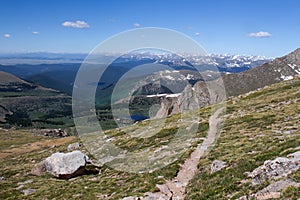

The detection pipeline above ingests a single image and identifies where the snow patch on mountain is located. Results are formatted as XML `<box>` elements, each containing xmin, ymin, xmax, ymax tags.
<box><xmin>186</xmin><ymin>74</ymin><xmax>194</xmax><ymax>80</ymax></box>
<box><xmin>164</xmin><ymin>75</ymin><xmax>175</xmax><ymax>80</ymax></box>
<box><xmin>288</xmin><ymin>63</ymin><xmax>300</xmax><ymax>74</ymax></box>
<box><xmin>280</xmin><ymin>75</ymin><xmax>294</xmax><ymax>81</ymax></box>
<box><xmin>146</xmin><ymin>93</ymin><xmax>181</xmax><ymax>98</ymax></box>
<box><xmin>119</xmin><ymin>52</ymin><xmax>271</xmax><ymax>71</ymax></box>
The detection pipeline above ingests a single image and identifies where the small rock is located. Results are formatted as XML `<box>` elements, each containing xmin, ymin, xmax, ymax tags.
<box><xmin>237</xmin><ymin>195</ymin><xmax>247</xmax><ymax>200</ymax></box>
<box><xmin>22</xmin><ymin>188</ymin><xmax>36</xmax><ymax>195</ymax></box>
<box><xmin>156</xmin><ymin>184</ymin><xmax>172</xmax><ymax>198</ymax></box>
<box><xmin>68</xmin><ymin>177</ymin><xmax>78</xmax><ymax>182</ymax></box>
<box><xmin>89</xmin><ymin>177</ymin><xmax>98</xmax><ymax>181</ymax></box>
<box><xmin>31</xmin><ymin>163</ymin><xmax>46</xmax><ymax>176</ymax></box>
<box><xmin>67</xmin><ymin>142</ymin><xmax>81</xmax><ymax>151</ymax></box>
<box><xmin>43</xmin><ymin>150</ymin><xmax>89</xmax><ymax>179</ymax></box>
<box><xmin>16</xmin><ymin>185</ymin><xmax>24</xmax><ymax>190</ymax></box>
<box><xmin>122</xmin><ymin>197</ymin><xmax>138</xmax><ymax>200</ymax></box>
<box><xmin>0</xmin><ymin>176</ymin><xmax>5</xmax><ymax>181</ymax></box>
<box><xmin>17</xmin><ymin>180</ymin><xmax>33</xmax><ymax>185</ymax></box>
<box><xmin>283</xmin><ymin>130</ymin><xmax>292</xmax><ymax>134</ymax></box>
<box><xmin>144</xmin><ymin>192</ymin><xmax>170</xmax><ymax>200</ymax></box>
<box><xmin>211</xmin><ymin>160</ymin><xmax>227</xmax><ymax>173</ymax></box>
<box><xmin>97</xmin><ymin>194</ymin><xmax>109</xmax><ymax>199</ymax></box>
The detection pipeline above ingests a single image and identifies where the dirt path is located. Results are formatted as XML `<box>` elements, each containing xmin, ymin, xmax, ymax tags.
<box><xmin>0</xmin><ymin>136</ymin><xmax>76</xmax><ymax>159</ymax></box>
<box><xmin>133</xmin><ymin>107</ymin><xmax>225</xmax><ymax>200</ymax></box>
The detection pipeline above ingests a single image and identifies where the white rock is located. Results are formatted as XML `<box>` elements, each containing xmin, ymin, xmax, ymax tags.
<box><xmin>43</xmin><ymin>150</ymin><xmax>89</xmax><ymax>179</ymax></box>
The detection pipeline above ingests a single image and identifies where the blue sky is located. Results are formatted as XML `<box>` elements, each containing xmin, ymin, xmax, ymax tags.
<box><xmin>1</xmin><ymin>0</ymin><xmax>299</xmax><ymax>57</ymax></box>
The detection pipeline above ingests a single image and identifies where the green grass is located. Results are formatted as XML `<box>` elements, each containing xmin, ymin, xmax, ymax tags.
<box><xmin>0</xmin><ymin>130</ymin><xmax>201</xmax><ymax>199</ymax></box>
<box><xmin>0</xmin><ymin>103</ymin><xmax>211</xmax><ymax>199</ymax></box>
<box><xmin>1</xmin><ymin>78</ymin><xmax>299</xmax><ymax>200</ymax></box>
<box><xmin>0</xmin><ymin>90</ymin><xmax>60</xmax><ymax>98</ymax></box>
<box><xmin>186</xmin><ymin>78</ymin><xmax>300</xmax><ymax>199</ymax></box>
<box><xmin>0</xmin><ymin>129</ymin><xmax>47</xmax><ymax>151</ymax></box>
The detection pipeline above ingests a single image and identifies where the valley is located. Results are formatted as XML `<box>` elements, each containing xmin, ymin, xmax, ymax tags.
<box><xmin>1</xmin><ymin>1</ymin><xmax>299</xmax><ymax>199</ymax></box>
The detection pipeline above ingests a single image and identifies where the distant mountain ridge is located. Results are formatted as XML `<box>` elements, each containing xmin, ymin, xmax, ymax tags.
<box><xmin>0</xmin><ymin>52</ymin><xmax>270</xmax><ymax>101</ymax></box>
<box><xmin>221</xmin><ymin>48</ymin><xmax>300</xmax><ymax>96</ymax></box>
<box><xmin>0</xmin><ymin>51</ymin><xmax>284</xmax><ymax>124</ymax></box>
<box><xmin>153</xmin><ymin>48</ymin><xmax>300</xmax><ymax>118</ymax></box>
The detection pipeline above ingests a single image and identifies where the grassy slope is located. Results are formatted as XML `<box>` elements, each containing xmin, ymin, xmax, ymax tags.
<box><xmin>0</xmin><ymin>78</ymin><xmax>299</xmax><ymax>199</ymax></box>
<box><xmin>0</xmin><ymin>107</ymin><xmax>211</xmax><ymax>199</ymax></box>
<box><xmin>186</xmin><ymin>77</ymin><xmax>300</xmax><ymax>199</ymax></box>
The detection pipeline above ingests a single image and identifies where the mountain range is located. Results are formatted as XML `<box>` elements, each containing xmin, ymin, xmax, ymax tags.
<box><xmin>0</xmin><ymin>52</ymin><xmax>270</xmax><ymax>95</ymax></box>
<box><xmin>0</xmin><ymin>49</ymin><xmax>298</xmax><ymax>128</ymax></box>
<box><xmin>113</xmin><ymin>49</ymin><xmax>300</xmax><ymax>118</ymax></box>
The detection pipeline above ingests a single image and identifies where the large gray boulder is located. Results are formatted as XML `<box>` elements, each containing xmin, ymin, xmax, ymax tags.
<box><xmin>43</xmin><ymin>150</ymin><xmax>89</xmax><ymax>179</ymax></box>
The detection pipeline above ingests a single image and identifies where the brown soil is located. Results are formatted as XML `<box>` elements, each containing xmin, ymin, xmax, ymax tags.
<box><xmin>0</xmin><ymin>136</ymin><xmax>76</xmax><ymax>159</ymax></box>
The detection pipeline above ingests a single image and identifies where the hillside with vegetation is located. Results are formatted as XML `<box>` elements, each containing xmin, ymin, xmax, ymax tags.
<box><xmin>0</xmin><ymin>71</ymin><xmax>73</xmax><ymax>129</ymax></box>
<box><xmin>0</xmin><ymin>75</ymin><xmax>299</xmax><ymax>199</ymax></box>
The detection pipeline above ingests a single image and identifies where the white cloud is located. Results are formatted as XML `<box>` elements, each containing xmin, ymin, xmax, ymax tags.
<box><xmin>62</xmin><ymin>20</ymin><xmax>90</xmax><ymax>28</ymax></box>
<box><xmin>195</xmin><ymin>32</ymin><xmax>200</xmax><ymax>36</ymax></box>
<box><xmin>248</xmin><ymin>31</ymin><xmax>272</xmax><ymax>38</ymax></box>
<box><xmin>3</xmin><ymin>34</ymin><xmax>11</xmax><ymax>38</ymax></box>
<box><xmin>133</xmin><ymin>23</ymin><xmax>141</xmax><ymax>28</ymax></box>
<box><xmin>32</xmin><ymin>31</ymin><xmax>40</xmax><ymax>35</ymax></box>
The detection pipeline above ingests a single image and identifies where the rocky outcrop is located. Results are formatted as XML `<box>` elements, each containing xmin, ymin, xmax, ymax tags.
<box><xmin>155</xmin><ymin>80</ymin><xmax>226</xmax><ymax>118</ymax></box>
<box><xmin>22</xmin><ymin>188</ymin><xmax>36</xmax><ymax>196</ymax></box>
<box><xmin>154</xmin><ymin>95</ymin><xmax>181</xmax><ymax>117</ymax></box>
<box><xmin>237</xmin><ymin>151</ymin><xmax>300</xmax><ymax>200</ymax></box>
<box><xmin>238</xmin><ymin>179</ymin><xmax>300</xmax><ymax>200</ymax></box>
<box><xmin>254</xmin><ymin>179</ymin><xmax>299</xmax><ymax>199</ymax></box>
<box><xmin>220</xmin><ymin>48</ymin><xmax>300</xmax><ymax>97</ymax></box>
<box><xmin>247</xmin><ymin>151</ymin><xmax>300</xmax><ymax>185</ymax></box>
<box><xmin>43</xmin><ymin>150</ymin><xmax>89</xmax><ymax>179</ymax></box>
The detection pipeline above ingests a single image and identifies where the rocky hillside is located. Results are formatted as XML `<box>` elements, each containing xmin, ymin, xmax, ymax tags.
<box><xmin>221</xmin><ymin>48</ymin><xmax>300</xmax><ymax>96</ymax></box>
<box><xmin>155</xmin><ymin>49</ymin><xmax>300</xmax><ymax>118</ymax></box>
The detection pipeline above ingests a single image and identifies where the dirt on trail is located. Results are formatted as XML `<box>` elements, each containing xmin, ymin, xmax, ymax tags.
<box><xmin>0</xmin><ymin>136</ymin><xmax>76</xmax><ymax>159</ymax></box>
<box><xmin>127</xmin><ymin>107</ymin><xmax>225</xmax><ymax>200</ymax></box>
